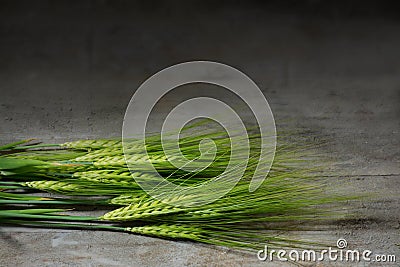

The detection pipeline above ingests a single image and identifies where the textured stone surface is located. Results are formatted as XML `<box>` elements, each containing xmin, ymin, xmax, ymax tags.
<box><xmin>0</xmin><ymin>1</ymin><xmax>399</xmax><ymax>266</ymax></box>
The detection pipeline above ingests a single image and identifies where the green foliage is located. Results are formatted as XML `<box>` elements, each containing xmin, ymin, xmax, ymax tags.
<box><xmin>0</xmin><ymin>126</ymin><xmax>357</xmax><ymax>251</ymax></box>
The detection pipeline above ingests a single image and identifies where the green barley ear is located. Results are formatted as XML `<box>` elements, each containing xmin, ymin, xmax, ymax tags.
<box><xmin>62</xmin><ymin>139</ymin><xmax>122</xmax><ymax>150</ymax></box>
<box><xmin>22</xmin><ymin>180</ymin><xmax>137</xmax><ymax>196</ymax></box>
<box><xmin>125</xmin><ymin>224</ymin><xmax>204</xmax><ymax>241</ymax></box>
<box><xmin>23</xmin><ymin>181</ymin><xmax>83</xmax><ymax>193</ymax></box>
<box><xmin>101</xmin><ymin>199</ymin><xmax>186</xmax><ymax>221</ymax></box>
<box><xmin>109</xmin><ymin>194</ymin><xmax>148</xmax><ymax>205</ymax></box>
<box><xmin>72</xmin><ymin>170</ymin><xmax>139</xmax><ymax>187</ymax></box>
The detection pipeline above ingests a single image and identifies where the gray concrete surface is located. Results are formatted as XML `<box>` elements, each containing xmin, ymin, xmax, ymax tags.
<box><xmin>0</xmin><ymin>1</ymin><xmax>399</xmax><ymax>266</ymax></box>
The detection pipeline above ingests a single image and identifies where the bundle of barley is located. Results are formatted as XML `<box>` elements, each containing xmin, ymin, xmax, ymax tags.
<box><xmin>0</xmin><ymin>124</ymin><xmax>356</xmax><ymax>251</ymax></box>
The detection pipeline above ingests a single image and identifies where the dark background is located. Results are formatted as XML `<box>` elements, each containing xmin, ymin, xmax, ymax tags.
<box><xmin>1</xmin><ymin>0</ymin><xmax>399</xmax><ymax>141</ymax></box>
<box><xmin>0</xmin><ymin>1</ymin><xmax>399</xmax><ymax>266</ymax></box>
